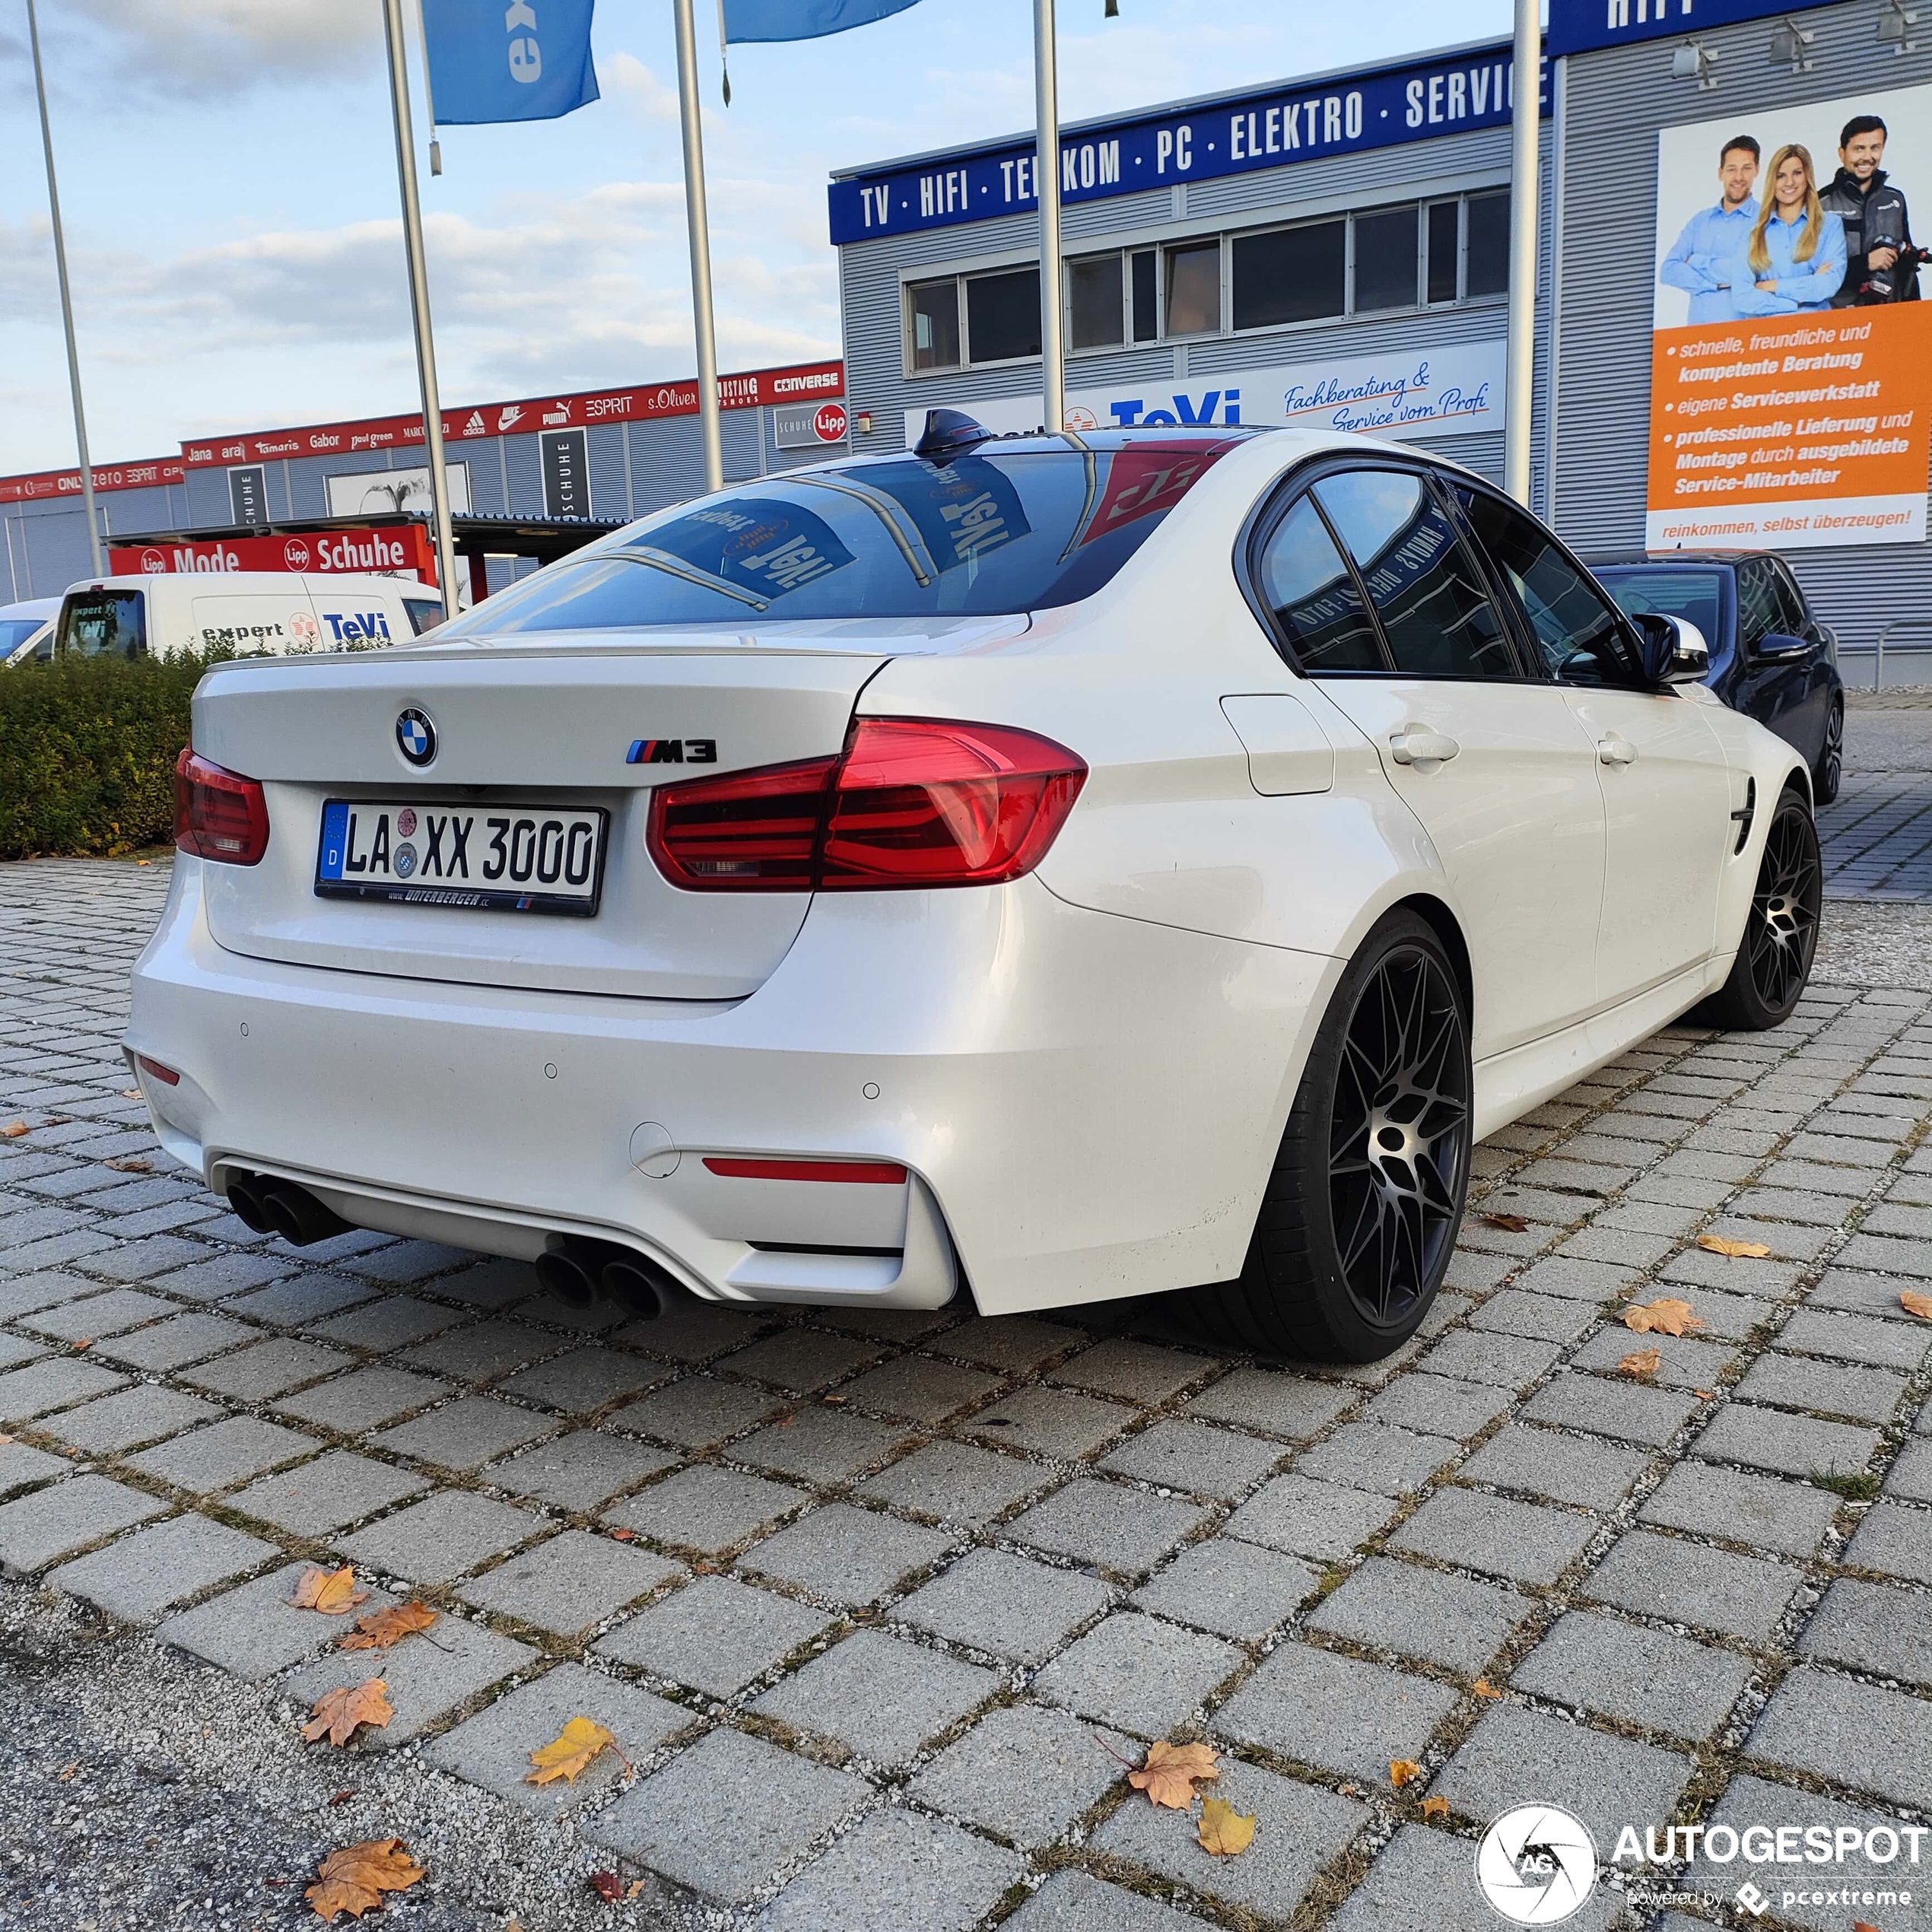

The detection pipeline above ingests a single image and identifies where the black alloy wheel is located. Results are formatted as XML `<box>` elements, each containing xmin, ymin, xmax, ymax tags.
<box><xmin>1328</xmin><ymin>945</ymin><xmax>1470</xmax><ymax>1325</ymax></box>
<box><xmin>1187</xmin><ymin>910</ymin><xmax>1473</xmax><ymax>1362</ymax></box>
<box><xmin>1813</xmin><ymin>700</ymin><xmax>1842</xmax><ymax>806</ymax></box>
<box><xmin>1698</xmin><ymin>790</ymin><xmax>1822</xmax><ymax>1031</ymax></box>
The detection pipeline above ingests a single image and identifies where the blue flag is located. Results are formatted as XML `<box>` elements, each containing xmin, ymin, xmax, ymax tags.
<box><xmin>723</xmin><ymin>0</ymin><xmax>922</xmax><ymax>43</ymax></box>
<box><xmin>421</xmin><ymin>0</ymin><xmax>599</xmax><ymax>125</ymax></box>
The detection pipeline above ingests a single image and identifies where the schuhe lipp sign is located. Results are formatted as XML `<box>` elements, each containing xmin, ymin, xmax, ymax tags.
<box><xmin>107</xmin><ymin>526</ymin><xmax>436</xmax><ymax>580</ymax></box>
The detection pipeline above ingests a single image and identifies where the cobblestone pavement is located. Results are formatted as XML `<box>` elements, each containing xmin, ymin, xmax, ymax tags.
<box><xmin>2</xmin><ymin>859</ymin><xmax>1931</xmax><ymax>1932</ymax></box>
<box><xmin>1822</xmin><ymin>691</ymin><xmax>1932</xmax><ymax>901</ymax></box>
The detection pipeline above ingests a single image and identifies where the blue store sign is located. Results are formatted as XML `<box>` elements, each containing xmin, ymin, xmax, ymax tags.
<box><xmin>828</xmin><ymin>41</ymin><xmax>1549</xmax><ymax>246</ymax></box>
<box><xmin>1547</xmin><ymin>0</ymin><xmax>1844</xmax><ymax>58</ymax></box>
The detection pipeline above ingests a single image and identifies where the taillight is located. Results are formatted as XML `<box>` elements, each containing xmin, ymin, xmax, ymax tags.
<box><xmin>648</xmin><ymin>719</ymin><xmax>1085</xmax><ymax>893</ymax></box>
<box><xmin>174</xmin><ymin>748</ymin><xmax>270</xmax><ymax>865</ymax></box>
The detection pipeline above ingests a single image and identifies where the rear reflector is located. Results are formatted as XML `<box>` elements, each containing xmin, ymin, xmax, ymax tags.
<box><xmin>702</xmin><ymin>1157</ymin><xmax>908</xmax><ymax>1185</ymax></box>
<box><xmin>174</xmin><ymin>748</ymin><xmax>270</xmax><ymax>865</ymax></box>
<box><xmin>649</xmin><ymin>718</ymin><xmax>1085</xmax><ymax>893</ymax></box>
<box><xmin>136</xmin><ymin>1055</ymin><xmax>180</xmax><ymax>1086</ymax></box>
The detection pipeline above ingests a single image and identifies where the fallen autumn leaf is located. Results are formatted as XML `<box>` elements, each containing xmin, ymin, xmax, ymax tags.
<box><xmin>302</xmin><ymin>1679</ymin><xmax>393</xmax><ymax>1749</ymax></box>
<box><xmin>338</xmin><ymin>1603</ymin><xmax>437</xmax><ymax>1652</ymax></box>
<box><xmin>1901</xmin><ymin>1290</ymin><xmax>1932</xmax><ymax>1322</ymax></box>
<box><xmin>304</xmin><ymin>1838</ymin><xmax>424</xmax><ymax>1923</ymax></box>
<box><xmin>527</xmin><ymin>1717</ymin><xmax>624</xmax><ymax>1785</ymax></box>
<box><xmin>1196</xmin><ymin>1796</ymin><xmax>1256</xmax><ymax>1857</ymax></box>
<box><xmin>291</xmin><ymin>1566</ymin><xmax>368</xmax><ymax>1615</ymax></box>
<box><xmin>1481</xmin><ymin>1212</ymin><xmax>1530</xmax><ymax>1232</ymax></box>
<box><xmin>1130</xmin><ymin>1740</ymin><xmax>1219</xmax><ymax>1810</ymax></box>
<box><xmin>1696</xmin><ymin>1233</ymin><xmax>1772</xmax><ymax>1259</ymax></box>
<box><xmin>1623</xmin><ymin>1298</ymin><xmax>1706</xmax><ymax>1337</ymax></box>
<box><xmin>1</xmin><ymin>1122</ymin><xmax>27</xmax><ymax>1139</ymax></box>
<box><xmin>103</xmin><ymin>1156</ymin><xmax>152</xmax><ymax>1173</ymax></box>
<box><xmin>1618</xmin><ymin>1348</ymin><xmax>1663</xmax><ymax>1378</ymax></box>
<box><xmin>1389</xmin><ymin>1759</ymin><xmax>1423</xmax><ymax>1788</ymax></box>
<box><xmin>1471</xmin><ymin>1679</ymin><xmax>1501</xmax><ymax>1699</ymax></box>
<box><xmin>1422</xmin><ymin>1794</ymin><xmax>1450</xmax><ymax>1820</ymax></box>
<box><xmin>588</xmin><ymin>1870</ymin><xmax>623</xmax><ymax>1902</ymax></box>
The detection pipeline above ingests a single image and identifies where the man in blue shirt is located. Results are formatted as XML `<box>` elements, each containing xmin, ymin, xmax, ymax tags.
<box><xmin>1660</xmin><ymin>135</ymin><xmax>1761</xmax><ymax>323</ymax></box>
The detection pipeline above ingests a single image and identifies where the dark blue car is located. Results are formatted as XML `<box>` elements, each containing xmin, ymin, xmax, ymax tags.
<box><xmin>1587</xmin><ymin>551</ymin><xmax>1844</xmax><ymax>804</ymax></box>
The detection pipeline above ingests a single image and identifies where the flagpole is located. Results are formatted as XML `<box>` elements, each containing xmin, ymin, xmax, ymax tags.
<box><xmin>380</xmin><ymin>0</ymin><xmax>459</xmax><ymax>602</ymax></box>
<box><xmin>25</xmin><ymin>0</ymin><xmax>102</xmax><ymax>580</ymax></box>
<box><xmin>1034</xmin><ymin>0</ymin><xmax>1065</xmax><ymax>434</ymax></box>
<box><xmin>1502</xmin><ymin>0</ymin><xmax>1539</xmax><ymax>507</ymax></box>
<box><xmin>673</xmin><ymin>0</ymin><xmax>725</xmax><ymax>493</ymax></box>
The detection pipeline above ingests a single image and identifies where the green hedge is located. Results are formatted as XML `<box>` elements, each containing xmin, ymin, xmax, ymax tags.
<box><xmin>0</xmin><ymin>653</ymin><xmax>214</xmax><ymax>859</ymax></box>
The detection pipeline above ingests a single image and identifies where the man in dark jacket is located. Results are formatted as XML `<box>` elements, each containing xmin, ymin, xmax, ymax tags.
<box><xmin>1820</xmin><ymin>114</ymin><xmax>1918</xmax><ymax>303</ymax></box>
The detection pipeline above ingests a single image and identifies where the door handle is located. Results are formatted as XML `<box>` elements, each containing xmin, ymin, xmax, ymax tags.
<box><xmin>1598</xmin><ymin>736</ymin><xmax>1638</xmax><ymax>766</ymax></box>
<box><xmin>1389</xmin><ymin>728</ymin><xmax>1460</xmax><ymax>767</ymax></box>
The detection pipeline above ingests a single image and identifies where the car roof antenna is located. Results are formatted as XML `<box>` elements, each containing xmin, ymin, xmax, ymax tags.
<box><xmin>914</xmin><ymin>408</ymin><xmax>995</xmax><ymax>462</ymax></box>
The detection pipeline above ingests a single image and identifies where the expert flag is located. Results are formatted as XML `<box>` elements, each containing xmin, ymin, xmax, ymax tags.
<box><xmin>722</xmin><ymin>0</ymin><xmax>922</xmax><ymax>43</ymax></box>
<box><xmin>422</xmin><ymin>0</ymin><xmax>599</xmax><ymax>124</ymax></box>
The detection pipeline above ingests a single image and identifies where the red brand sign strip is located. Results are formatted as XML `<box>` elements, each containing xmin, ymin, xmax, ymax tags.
<box><xmin>0</xmin><ymin>459</ymin><xmax>186</xmax><ymax>504</ymax></box>
<box><xmin>175</xmin><ymin>360</ymin><xmax>846</xmax><ymax>468</ymax></box>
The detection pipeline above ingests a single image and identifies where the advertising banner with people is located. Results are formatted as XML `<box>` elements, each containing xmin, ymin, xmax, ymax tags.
<box><xmin>1648</xmin><ymin>82</ymin><xmax>1932</xmax><ymax>551</ymax></box>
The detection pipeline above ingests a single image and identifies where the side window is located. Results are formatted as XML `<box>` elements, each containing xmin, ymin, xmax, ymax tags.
<box><xmin>1768</xmin><ymin>561</ymin><xmax>1812</xmax><ymax>639</ymax></box>
<box><xmin>1735</xmin><ymin>561</ymin><xmax>1781</xmax><ymax>652</ymax></box>
<box><xmin>1313</xmin><ymin>470</ymin><xmax>1517</xmax><ymax>679</ymax></box>
<box><xmin>1455</xmin><ymin>486</ymin><xmax>1631</xmax><ymax>685</ymax></box>
<box><xmin>1254</xmin><ymin>495</ymin><xmax>1386</xmax><ymax>673</ymax></box>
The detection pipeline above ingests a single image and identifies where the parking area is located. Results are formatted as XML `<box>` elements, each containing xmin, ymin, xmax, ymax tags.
<box><xmin>1</xmin><ymin>705</ymin><xmax>1930</xmax><ymax>1931</ymax></box>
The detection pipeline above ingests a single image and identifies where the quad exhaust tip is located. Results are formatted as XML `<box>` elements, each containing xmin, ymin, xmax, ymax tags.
<box><xmin>224</xmin><ymin>1170</ymin><xmax>353</xmax><ymax>1247</ymax></box>
<box><xmin>537</xmin><ymin>1236</ymin><xmax>680</xmax><ymax>1320</ymax></box>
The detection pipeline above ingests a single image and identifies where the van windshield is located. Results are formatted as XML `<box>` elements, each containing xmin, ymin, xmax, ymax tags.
<box><xmin>449</xmin><ymin>432</ymin><xmax>1254</xmax><ymax>637</ymax></box>
<box><xmin>57</xmin><ymin>591</ymin><xmax>147</xmax><ymax>659</ymax></box>
<box><xmin>0</xmin><ymin>618</ymin><xmax>46</xmax><ymax>658</ymax></box>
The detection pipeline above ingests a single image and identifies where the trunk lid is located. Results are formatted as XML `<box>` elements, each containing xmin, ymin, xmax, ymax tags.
<box><xmin>192</xmin><ymin>622</ymin><xmax>1013</xmax><ymax>999</ymax></box>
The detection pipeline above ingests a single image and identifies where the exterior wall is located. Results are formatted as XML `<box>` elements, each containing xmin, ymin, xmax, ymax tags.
<box><xmin>837</xmin><ymin>119</ymin><xmax>1555</xmax><ymax>510</ymax></box>
<box><xmin>1</xmin><ymin>402</ymin><xmax>832</xmax><ymax>602</ymax></box>
<box><xmin>1551</xmin><ymin>0</ymin><xmax>1932</xmax><ymax>651</ymax></box>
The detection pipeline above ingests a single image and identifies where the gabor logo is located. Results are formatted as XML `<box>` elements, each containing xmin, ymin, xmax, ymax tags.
<box><xmin>1476</xmin><ymin>1806</ymin><xmax>1599</xmax><ymax>1924</ymax></box>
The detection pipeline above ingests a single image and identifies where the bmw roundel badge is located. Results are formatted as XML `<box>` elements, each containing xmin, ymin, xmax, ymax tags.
<box><xmin>396</xmin><ymin>708</ymin><xmax>436</xmax><ymax>766</ymax></box>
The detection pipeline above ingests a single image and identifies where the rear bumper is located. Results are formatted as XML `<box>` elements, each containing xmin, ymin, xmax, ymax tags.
<box><xmin>127</xmin><ymin>860</ymin><xmax>1337</xmax><ymax>1315</ymax></box>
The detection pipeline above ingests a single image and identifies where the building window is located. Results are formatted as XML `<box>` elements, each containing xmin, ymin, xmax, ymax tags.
<box><xmin>903</xmin><ymin>186</ymin><xmax>1509</xmax><ymax>373</ymax></box>
<box><xmin>1465</xmin><ymin>189</ymin><xmax>1511</xmax><ymax>297</ymax></box>
<box><xmin>1165</xmin><ymin>240</ymin><xmax>1222</xmax><ymax>336</ymax></box>
<box><xmin>1233</xmin><ymin>220</ymin><xmax>1345</xmax><ymax>329</ymax></box>
<box><xmin>1352</xmin><ymin>205</ymin><xmax>1419</xmax><ymax>314</ymax></box>
<box><xmin>909</xmin><ymin>278</ymin><xmax>961</xmax><ymax>370</ymax></box>
<box><xmin>1069</xmin><ymin>254</ymin><xmax>1125</xmax><ymax>351</ymax></box>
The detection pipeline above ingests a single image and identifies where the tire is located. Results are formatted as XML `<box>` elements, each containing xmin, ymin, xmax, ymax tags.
<box><xmin>1813</xmin><ymin>699</ymin><xmax>1842</xmax><ymax>806</ymax></box>
<box><xmin>1187</xmin><ymin>910</ymin><xmax>1473</xmax><ymax>1362</ymax></box>
<box><xmin>1697</xmin><ymin>790</ymin><xmax>1822</xmax><ymax>1031</ymax></box>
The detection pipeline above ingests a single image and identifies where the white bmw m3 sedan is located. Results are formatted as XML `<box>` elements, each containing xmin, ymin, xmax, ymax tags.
<box><xmin>126</xmin><ymin>417</ymin><xmax>1821</xmax><ymax>1361</ymax></box>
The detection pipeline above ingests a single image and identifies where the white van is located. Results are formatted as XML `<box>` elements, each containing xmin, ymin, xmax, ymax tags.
<box><xmin>44</xmin><ymin>574</ymin><xmax>445</xmax><ymax>663</ymax></box>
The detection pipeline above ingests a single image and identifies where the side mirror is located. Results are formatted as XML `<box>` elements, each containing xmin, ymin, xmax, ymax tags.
<box><xmin>1630</xmin><ymin>612</ymin><xmax>1710</xmax><ymax>686</ymax></box>
<box><xmin>1753</xmin><ymin>631</ymin><xmax>1810</xmax><ymax>662</ymax></box>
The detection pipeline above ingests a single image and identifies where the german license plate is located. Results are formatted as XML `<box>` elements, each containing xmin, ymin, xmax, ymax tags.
<box><xmin>315</xmin><ymin>801</ymin><xmax>607</xmax><ymax>916</ymax></box>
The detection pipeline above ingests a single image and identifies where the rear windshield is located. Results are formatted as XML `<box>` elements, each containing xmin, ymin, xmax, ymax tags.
<box><xmin>57</xmin><ymin>590</ymin><xmax>147</xmax><ymax>659</ymax></box>
<box><xmin>451</xmin><ymin>437</ymin><xmax>1247</xmax><ymax>636</ymax></box>
<box><xmin>402</xmin><ymin>597</ymin><xmax>444</xmax><ymax>636</ymax></box>
<box><xmin>0</xmin><ymin>618</ymin><xmax>46</xmax><ymax>658</ymax></box>
<box><xmin>1596</xmin><ymin>569</ymin><xmax>1724</xmax><ymax>650</ymax></box>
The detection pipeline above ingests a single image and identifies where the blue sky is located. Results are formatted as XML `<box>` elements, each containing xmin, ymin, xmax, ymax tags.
<box><xmin>2</xmin><ymin>0</ymin><xmax>1512</xmax><ymax>472</ymax></box>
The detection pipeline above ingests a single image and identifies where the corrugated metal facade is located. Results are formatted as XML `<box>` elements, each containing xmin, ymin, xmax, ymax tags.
<box><xmin>837</xmin><ymin>113</ymin><xmax>1552</xmax><ymax>506</ymax></box>
<box><xmin>1552</xmin><ymin>1</ymin><xmax>1930</xmax><ymax>650</ymax></box>
<box><xmin>2</xmin><ymin>397</ymin><xmax>839</xmax><ymax>603</ymax></box>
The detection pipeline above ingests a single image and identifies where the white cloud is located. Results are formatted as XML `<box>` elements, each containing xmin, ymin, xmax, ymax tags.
<box><xmin>51</xmin><ymin>0</ymin><xmax>382</xmax><ymax>95</ymax></box>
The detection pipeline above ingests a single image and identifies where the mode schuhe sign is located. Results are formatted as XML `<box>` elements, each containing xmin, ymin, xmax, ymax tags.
<box><xmin>830</xmin><ymin>44</ymin><xmax>1549</xmax><ymax>245</ymax></box>
<box><xmin>106</xmin><ymin>527</ymin><xmax>437</xmax><ymax>579</ymax></box>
